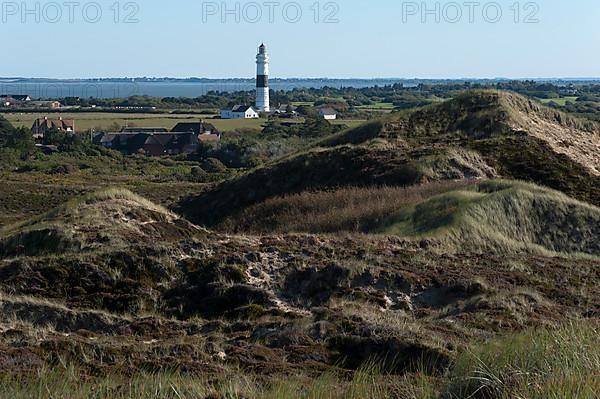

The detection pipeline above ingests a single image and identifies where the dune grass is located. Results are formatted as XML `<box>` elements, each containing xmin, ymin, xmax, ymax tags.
<box><xmin>218</xmin><ymin>180</ymin><xmax>472</xmax><ymax>234</ymax></box>
<box><xmin>382</xmin><ymin>189</ymin><xmax>486</xmax><ymax>236</ymax></box>
<box><xmin>1</xmin><ymin>322</ymin><xmax>596</xmax><ymax>399</ymax></box>
<box><xmin>0</xmin><ymin>360</ymin><xmax>437</xmax><ymax>399</ymax></box>
<box><xmin>446</xmin><ymin>321</ymin><xmax>600</xmax><ymax>399</ymax></box>
<box><xmin>382</xmin><ymin>180</ymin><xmax>600</xmax><ymax>256</ymax></box>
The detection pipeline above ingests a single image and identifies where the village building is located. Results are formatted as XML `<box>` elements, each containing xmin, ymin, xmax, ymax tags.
<box><xmin>163</xmin><ymin>133</ymin><xmax>201</xmax><ymax>154</ymax></box>
<box><xmin>31</xmin><ymin>101</ymin><xmax>62</xmax><ymax>109</ymax></box>
<box><xmin>273</xmin><ymin>104</ymin><xmax>299</xmax><ymax>118</ymax></box>
<box><xmin>220</xmin><ymin>105</ymin><xmax>260</xmax><ymax>119</ymax></box>
<box><xmin>0</xmin><ymin>94</ymin><xmax>32</xmax><ymax>107</ymax></box>
<box><xmin>0</xmin><ymin>97</ymin><xmax>62</xmax><ymax>109</ymax></box>
<box><xmin>1</xmin><ymin>94</ymin><xmax>31</xmax><ymax>102</ymax></box>
<box><xmin>94</xmin><ymin>120</ymin><xmax>222</xmax><ymax>156</ymax></box>
<box><xmin>171</xmin><ymin>122</ymin><xmax>221</xmax><ymax>142</ymax></box>
<box><xmin>31</xmin><ymin>117</ymin><xmax>75</xmax><ymax>139</ymax></box>
<box><xmin>197</xmin><ymin>131</ymin><xmax>222</xmax><ymax>142</ymax></box>
<box><xmin>97</xmin><ymin>133</ymin><xmax>140</xmax><ymax>153</ymax></box>
<box><xmin>319</xmin><ymin>108</ymin><xmax>337</xmax><ymax>120</ymax></box>
<box><xmin>171</xmin><ymin>121</ymin><xmax>218</xmax><ymax>135</ymax></box>
<box><xmin>8</xmin><ymin>94</ymin><xmax>32</xmax><ymax>102</ymax></box>
<box><xmin>95</xmin><ymin>132</ymin><xmax>200</xmax><ymax>156</ymax></box>
<box><xmin>120</xmin><ymin>127</ymin><xmax>169</xmax><ymax>133</ymax></box>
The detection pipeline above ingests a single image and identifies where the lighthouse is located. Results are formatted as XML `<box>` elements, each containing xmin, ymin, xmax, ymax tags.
<box><xmin>255</xmin><ymin>43</ymin><xmax>270</xmax><ymax>112</ymax></box>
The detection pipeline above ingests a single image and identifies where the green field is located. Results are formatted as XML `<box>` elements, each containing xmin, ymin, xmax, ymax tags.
<box><xmin>211</xmin><ymin>118</ymin><xmax>267</xmax><ymax>131</ymax></box>
<box><xmin>3</xmin><ymin>112</ymin><xmax>209</xmax><ymax>131</ymax></box>
<box><xmin>2</xmin><ymin>112</ymin><xmax>364</xmax><ymax>133</ymax></box>
<box><xmin>356</xmin><ymin>102</ymin><xmax>395</xmax><ymax>110</ymax></box>
<box><xmin>1</xmin><ymin>112</ymin><xmax>268</xmax><ymax>132</ymax></box>
<box><xmin>537</xmin><ymin>96</ymin><xmax>579</xmax><ymax>106</ymax></box>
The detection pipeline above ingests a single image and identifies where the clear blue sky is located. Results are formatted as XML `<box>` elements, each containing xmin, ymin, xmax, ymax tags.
<box><xmin>1</xmin><ymin>0</ymin><xmax>599</xmax><ymax>78</ymax></box>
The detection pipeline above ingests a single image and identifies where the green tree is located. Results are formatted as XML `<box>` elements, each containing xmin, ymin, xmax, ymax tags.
<box><xmin>0</xmin><ymin>116</ymin><xmax>35</xmax><ymax>161</ymax></box>
<box><xmin>43</xmin><ymin>128</ymin><xmax>82</xmax><ymax>152</ymax></box>
<box><xmin>298</xmin><ymin>116</ymin><xmax>335</xmax><ymax>138</ymax></box>
<box><xmin>7</xmin><ymin>128</ymin><xmax>35</xmax><ymax>154</ymax></box>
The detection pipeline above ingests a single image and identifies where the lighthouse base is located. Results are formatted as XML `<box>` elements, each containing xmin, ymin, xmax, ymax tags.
<box><xmin>256</xmin><ymin>87</ymin><xmax>270</xmax><ymax>112</ymax></box>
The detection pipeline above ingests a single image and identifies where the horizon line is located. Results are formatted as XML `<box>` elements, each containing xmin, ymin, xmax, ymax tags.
<box><xmin>2</xmin><ymin>76</ymin><xmax>600</xmax><ymax>81</ymax></box>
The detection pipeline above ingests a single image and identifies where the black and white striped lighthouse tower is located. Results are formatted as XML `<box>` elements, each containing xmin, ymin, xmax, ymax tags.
<box><xmin>255</xmin><ymin>43</ymin><xmax>270</xmax><ymax>112</ymax></box>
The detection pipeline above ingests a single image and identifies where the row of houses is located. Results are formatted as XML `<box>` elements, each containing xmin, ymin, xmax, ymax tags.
<box><xmin>28</xmin><ymin>117</ymin><xmax>220</xmax><ymax>157</ymax></box>
<box><xmin>96</xmin><ymin>132</ymin><xmax>200</xmax><ymax>156</ymax></box>
<box><xmin>1</xmin><ymin>94</ymin><xmax>31</xmax><ymax>106</ymax></box>
<box><xmin>93</xmin><ymin>121</ymin><xmax>221</xmax><ymax>156</ymax></box>
<box><xmin>220</xmin><ymin>104</ymin><xmax>337</xmax><ymax>120</ymax></box>
<box><xmin>1</xmin><ymin>95</ymin><xmax>62</xmax><ymax>108</ymax></box>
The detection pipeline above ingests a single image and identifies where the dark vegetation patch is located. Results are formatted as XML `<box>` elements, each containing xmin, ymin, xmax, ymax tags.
<box><xmin>0</xmin><ymin>246</ymin><xmax>175</xmax><ymax>314</ymax></box>
<box><xmin>328</xmin><ymin>335</ymin><xmax>451</xmax><ymax>374</ymax></box>
<box><xmin>0</xmin><ymin>228</ymin><xmax>79</xmax><ymax>258</ymax></box>
<box><xmin>163</xmin><ymin>258</ymin><xmax>275</xmax><ymax>319</ymax></box>
<box><xmin>283</xmin><ymin>264</ymin><xmax>351</xmax><ymax>306</ymax></box>
<box><xmin>0</xmin><ymin>229</ymin><xmax>597</xmax><ymax>391</ymax></box>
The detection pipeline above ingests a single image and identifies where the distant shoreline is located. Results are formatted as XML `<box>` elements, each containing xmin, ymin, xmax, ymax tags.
<box><xmin>2</xmin><ymin>77</ymin><xmax>600</xmax><ymax>84</ymax></box>
<box><xmin>2</xmin><ymin>77</ymin><xmax>600</xmax><ymax>99</ymax></box>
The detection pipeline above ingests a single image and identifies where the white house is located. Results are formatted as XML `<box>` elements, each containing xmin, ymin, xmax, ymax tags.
<box><xmin>319</xmin><ymin>108</ymin><xmax>337</xmax><ymax>120</ymax></box>
<box><xmin>221</xmin><ymin>105</ymin><xmax>260</xmax><ymax>119</ymax></box>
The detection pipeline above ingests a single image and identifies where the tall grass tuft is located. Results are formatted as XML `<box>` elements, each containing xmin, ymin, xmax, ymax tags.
<box><xmin>219</xmin><ymin>180</ymin><xmax>472</xmax><ymax>234</ymax></box>
<box><xmin>445</xmin><ymin>321</ymin><xmax>600</xmax><ymax>399</ymax></box>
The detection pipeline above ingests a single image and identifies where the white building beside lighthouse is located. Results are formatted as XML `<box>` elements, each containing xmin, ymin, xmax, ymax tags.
<box><xmin>255</xmin><ymin>43</ymin><xmax>270</xmax><ymax>112</ymax></box>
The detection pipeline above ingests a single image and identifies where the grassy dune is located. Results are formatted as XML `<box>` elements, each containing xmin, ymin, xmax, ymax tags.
<box><xmin>1</xmin><ymin>188</ymin><xmax>172</xmax><ymax>237</ymax></box>
<box><xmin>381</xmin><ymin>180</ymin><xmax>600</xmax><ymax>255</ymax></box>
<box><xmin>0</xmin><ymin>188</ymin><xmax>201</xmax><ymax>257</ymax></box>
<box><xmin>180</xmin><ymin>91</ymin><xmax>600</xmax><ymax>227</ymax></box>
<box><xmin>219</xmin><ymin>180</ymin><xmax>600</xmax><ymax>257</ymax></box>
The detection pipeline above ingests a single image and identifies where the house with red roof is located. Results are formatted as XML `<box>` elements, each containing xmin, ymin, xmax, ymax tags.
<box><xmin>31</xmin><ymin>117</ymin><xmax>75</xmax><ymax>139</ymax></box>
